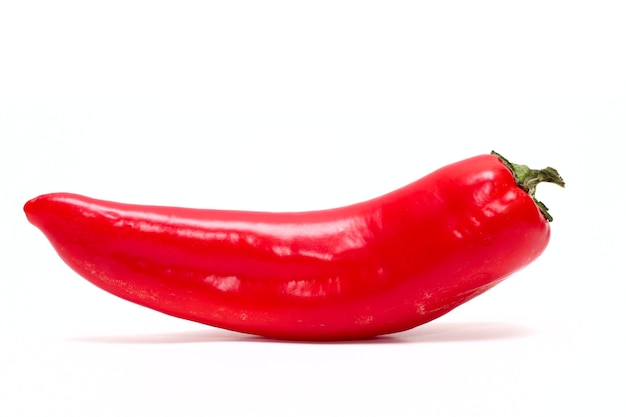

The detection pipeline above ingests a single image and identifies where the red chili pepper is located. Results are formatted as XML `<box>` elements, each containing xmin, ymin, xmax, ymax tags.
<box><xmin>24</xmin><ymin>152</ymin><xmax>564</xmax><ymax>340</ymax></box>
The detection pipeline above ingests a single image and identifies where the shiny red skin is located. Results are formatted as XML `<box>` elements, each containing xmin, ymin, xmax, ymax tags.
<box><xmin>24</xmin><ymin>154</ymin><xmax>550</xmax><ymax>340</ymax></box>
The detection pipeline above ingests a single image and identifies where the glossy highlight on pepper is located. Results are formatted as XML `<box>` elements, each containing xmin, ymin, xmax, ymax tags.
<box><xmin>24</xmin><ymin>152</ymin><xmax>564</xmax><ymax>340</ymax></box>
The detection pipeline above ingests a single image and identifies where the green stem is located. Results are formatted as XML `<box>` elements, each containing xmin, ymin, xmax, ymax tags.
<box><xmin>491</xmin><ymin>151</ymin><xmax>565</xmax><ymax>222</ymax></box>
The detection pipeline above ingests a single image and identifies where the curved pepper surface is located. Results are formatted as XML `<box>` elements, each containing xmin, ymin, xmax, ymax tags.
<box><xmin>24</xmin><ymin>152</ymin><xmax>564</xmax><ymax>340</ymax></box>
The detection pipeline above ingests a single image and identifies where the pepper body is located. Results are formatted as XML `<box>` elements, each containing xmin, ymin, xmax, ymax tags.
<box><xmin>24</xmin><ymin>154</ymin><xmax>552</xmax><ymax>340</ymax></box>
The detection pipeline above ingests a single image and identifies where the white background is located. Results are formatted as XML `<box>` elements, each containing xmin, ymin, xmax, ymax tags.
<box><xmin>1</xmin><ymin>1</ymin><xmax>624</xmax><ymax>416</ymax></box>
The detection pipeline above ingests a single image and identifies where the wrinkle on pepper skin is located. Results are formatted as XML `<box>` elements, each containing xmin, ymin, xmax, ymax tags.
<box><xmin>483</xmin><ymin>189</ymin><xmax>520</xmax><ymax>218</ymax></box>
<box><xmin>282</xmin><ymin>275</ymin><xmax>343</xmax><ymax>298</ymax></box>
<box><xmin>204</xmin><ymin>275</ymin><xmax>241</xmax><ymax>293</ymax></box>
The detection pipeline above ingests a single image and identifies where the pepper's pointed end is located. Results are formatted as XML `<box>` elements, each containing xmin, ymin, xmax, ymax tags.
<box><xmin>24</xmin><ymin>194</ymin><xmax>45</xmax><ymax>228</ymax></box>
<box><xmin>24</xmin><ymin>193</ymin><xmax>76</xmax><ymax>230</ymax></box>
